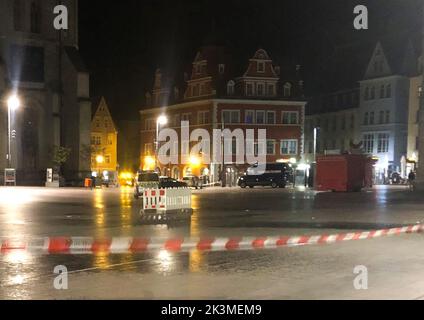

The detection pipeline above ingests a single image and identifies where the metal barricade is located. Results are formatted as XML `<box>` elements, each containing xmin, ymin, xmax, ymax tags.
<box><xmin>140</xmin><ymin>188</ymin><xmax>192</xmax><ymax>223</ymax></box>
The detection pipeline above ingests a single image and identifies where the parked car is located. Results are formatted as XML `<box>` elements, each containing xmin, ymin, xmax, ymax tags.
<box><xmin>182</xmin><ymin>176</ymin><xmax>202</xmax><ymax>189</ymax></box>
<box><xmin>134</xmin><ymin>171</ymin><xmax>160</xmax><ymax>199</ymax></box>
<box><xmin>134</xmin><ymin>172</ymin><xmax>188</xmax><ymax>199</ymax></box>
<box><xmin>159</xmin><ymin>177</ymin><xmax>188</xmax><ymax>188</ymax></box>
<box><xmin>238</xmin><ymin>163</ymin><xmax>292</xmax><ymax>189</ymax></box>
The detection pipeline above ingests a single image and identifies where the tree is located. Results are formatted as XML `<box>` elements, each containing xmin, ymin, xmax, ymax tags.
<box><xmin>51</xmin><ymin>145</ymin><xmax>71</xmax><ymax>172</ymax></box>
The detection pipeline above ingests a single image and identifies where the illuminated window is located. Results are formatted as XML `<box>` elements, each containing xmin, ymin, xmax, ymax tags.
<box><xmin>267</xmin><ymin>140</ymin><xmax>276</xmax><ymax>155</ymax></box>
<box><xmin>282</xmin><ymin>111</ymin><xmax>298</xmax><ymax>125</ymax></box>
<box><xmin>377</xmin><ymin>133</ymin><xmax>389</xmax><ymax>153</ymax></box>
<box><xmin>363</xmin><ymin>134</ymin><xmax>374</xmax><ymax>154</ymax></box>
<box><xmin>280</xmin><ymin>140</ymin><xmax>298</xmax><ymax>155</ymax></box>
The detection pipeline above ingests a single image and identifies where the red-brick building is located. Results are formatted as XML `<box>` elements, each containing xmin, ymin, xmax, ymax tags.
<box><xmin>140</xmin><ymin>47</ymin><xmax>306</xmax><ymax>185</ymax></box>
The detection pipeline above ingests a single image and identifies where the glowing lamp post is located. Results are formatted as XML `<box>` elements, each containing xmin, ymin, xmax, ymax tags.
<box><xmin>155</xmin><ymin>115</ymin><xmax>168</xmax><ymax>172</ymax></box>
<box><xmin>6</xmin><ymin>94</ymin><xmax>20</xmax><ymax>168</ymax></box>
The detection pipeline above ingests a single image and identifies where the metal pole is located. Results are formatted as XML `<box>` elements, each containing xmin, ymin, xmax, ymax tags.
<box><xmin>7</xmin><ymin>104</ymin><xmax>11</xmax><ymax>168</ymax></box>
<box><xmin>313</xmin><ymin>127</ymin><xmax>317</xmax><ymax>162</ymax></box>
<box><xmin>155</xmin><ymin>121</ymin><xmax>159</xmax><ymax>172</ymax></box>
<box><xmin>221</xmin><ymin>120</ymin><xmax>225</xmax><ymax>187</ymax></box>
<box><xmin>313</xmin><ymin>127</ymin><xmax>319</xmax><ymax>189</ymax></box>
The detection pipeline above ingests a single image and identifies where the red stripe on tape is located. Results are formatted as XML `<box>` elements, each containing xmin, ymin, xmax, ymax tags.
<box><xmin>48</xmin><ymin>237</ymin><xmax>71</xmax><ymax>253</ymax></box>
<box><xmin>91</xmin><ymin>239</ymin><xmax>112</xmax><ymax>253</ymax></box>
<box><xmin>252</xmin><ymin>237</ymin><xmax>267</xmax><ymax>249</ymax></box>
<box><xmin>225</xmin><ymin>238</ymin><xmax>241</xmax><ymax>250</ymax></box>
<box><xmin>197</xmin><ymin>238</ymin><xmax>215</xmax><ymax>251</ymax></box>
<box><xmin>164</xmin><ymin>239</ymin><xmax>183</xmax><ymax>252</ymax></box>
<box><xmin>276</xmin><ymin>237</ymin><xmax>290</xmax><ymax>246</ymax></box>
<box><xmin>129</xmin><ymin>238</ymin><xmax>150</xmax><ymax>252</ymax></box>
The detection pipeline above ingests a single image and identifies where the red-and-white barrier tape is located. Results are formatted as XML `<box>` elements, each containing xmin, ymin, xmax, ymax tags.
<box><xmin>1</xmin><ymin>224</ymin><xmax>422</xmax><ymax>255</ymax></box>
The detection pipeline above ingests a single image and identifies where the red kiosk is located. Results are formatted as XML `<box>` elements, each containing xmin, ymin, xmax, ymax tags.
<box><xmin>316</xmin><ymin>154</ymin><xmax>375</xmax><ymax>192</ymax></box>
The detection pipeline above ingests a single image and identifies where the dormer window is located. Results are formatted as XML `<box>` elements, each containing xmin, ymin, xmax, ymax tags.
<box><xmin>219</xmin><ymin>64</ymin><xmax>225</xmax><ymax>74</ymax></box>
<box><xmin>227</xmin><ymin>80</ymin><xmax>235</xmax><ymax>95</ymax></box>
<box><xmin>257</xmin><ymin>61</ymin><xmax>265</xmax><ymax>73</ymax></box>
<box><xmin>283</xmin><ymin>82</ymin><xmax>292</xmax><ymax>97</ymax></box>
<box><xmin>257</xmin><ymin>83</ymin><xmax>264</xmax><ymax>96</ymax></box>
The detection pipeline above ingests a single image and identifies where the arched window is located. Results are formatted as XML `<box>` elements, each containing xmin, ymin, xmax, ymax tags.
<box><xmin>227</xmin><ymin>80</ymin><xmax>235</xmax><ymax>95</ymax></box>
<box><xmin>283</xmin><ymin>82</ymin><xmax>292</xmax><ymax>97</ymax></box>
<box><xmin>386</xmin><ymin>84</ymin><xmax>391</xmax><ymax>98</ymax></box>
<box><xmin>30</xmin><ymin>1</ymin><xmax>42</xmax><ymax>34</ymax></box>
<box><xmin>13</xmin><ymin>0</ymin><xmax>24</xmax><ymax>31</ymax></box>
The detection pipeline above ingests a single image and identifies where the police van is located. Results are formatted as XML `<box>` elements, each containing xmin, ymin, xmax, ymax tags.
<box><xmin>237</xmin><ymin>163</ymin><xmax>293</xmax><ymax>189</ymax></box>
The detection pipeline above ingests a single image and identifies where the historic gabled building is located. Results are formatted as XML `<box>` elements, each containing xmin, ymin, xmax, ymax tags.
<box><xmin>140</xmin><ymin>47</ymin><xmax>306</xmax><ymax>185</ymax></box>
<box><xmin>305</xmin><ymin>38</ymin><xmax>421</xmax><ymax>183</ymax></box>
<box><xmin>359</xmin><ymin>40</ymin><xmax>416</xmax><ymax>182</ymax></box>
<box><xmin>234</xmin><ymin>49</ymin><xmax>279</xmax><ymax>98</ymax></box>
<box><xmin>0</xmin><ymin>0</ymin><xmax>91</xmax><ymax>185</ymax></box>
<box><xmin>91</xmin><ymin>97</ymin><xmax>118</xmax><ymax>174</ymax></box>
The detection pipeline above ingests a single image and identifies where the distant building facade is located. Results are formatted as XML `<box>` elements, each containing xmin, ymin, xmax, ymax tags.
<box><xmin>91</xmin><ymin>97</ymin><xmax>118</xmax><ymax>174</ymax></box>
<box><xmin>306</xmin><ymin>40</ymin><xmax>420</xmax><ymax>183</ymax></box>
<box><xmin>140</xmin><ymin>47</ymin><xmax>306</xmax><ymax>185</ymax></box>
<box><xmin>304</xmin><ymin>89</ymin><xmax>361</xmax><ymax>163</ymax></box>
<box><xmin>0</xmin><ymin>0</ymin><xmax>91</xmax><ymax>185</ymax></box>
<box><xmin>358</xmin><ymin>41</ymin><xmax>415</xmax><ymax>182</ymax></box>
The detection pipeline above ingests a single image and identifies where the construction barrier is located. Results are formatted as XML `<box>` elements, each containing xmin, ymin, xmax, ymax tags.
<box><xmin>1</xmin><ymin>224</ymin><xmax>422</xmax><ymax>255</ymax></box>
<box><xmin>140</xmin><ymin>188</ymin><xmax>192</xmax><ymax>222</ymax></box>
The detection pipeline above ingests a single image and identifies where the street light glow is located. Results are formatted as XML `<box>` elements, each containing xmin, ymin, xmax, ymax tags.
<box><xmin>189</xmin><ymin>155</ymin><xmax>201</xmax><ymax>167</ymax></box>
<box><xmin>96</xmin><ymin>155</ymin><xmax>105</xmax><ymax>164</ymax></box>
<box><xmin>157</xmin><ymin>115</ymin><xmax>168</xmax><ymax>125</ymax></box>
<box><xmin>7</xmin><ymin>95</ymin><xmax>20</xmax><ymax>111</ymax></box>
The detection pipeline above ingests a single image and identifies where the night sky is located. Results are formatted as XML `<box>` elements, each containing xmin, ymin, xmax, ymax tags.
<box><xmin>78</xmin><ymin>0</ymin><xmax>423</xmax><ymax>120</ymax></box>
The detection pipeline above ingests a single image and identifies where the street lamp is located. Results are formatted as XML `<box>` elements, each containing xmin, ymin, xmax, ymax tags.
<box><xmin>312</xmin><ymin>126</ymin><xmax>320</xmax><ymax>189</ymax></box>
<box><xmin>313</xmin><ymin>126</ymin><xmax>320</xmax><ymax>163</ymax></box>
<box><xmin>96</xmin><ymin>155</ymin><xmax>105</xmax><ymax>164</ymax></box>
<box><xmin>6</xmin><ymin>94</ymin><xmax>21</xmax><ymax>168</ymax></box>
<box><xmin>155</xmin><ymin>115</ymin><xmax>168</xmax><ymax>172</ymax></box>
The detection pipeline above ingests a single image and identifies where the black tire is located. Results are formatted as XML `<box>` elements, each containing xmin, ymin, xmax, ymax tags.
<box><xmin>249</xmin><ymin>185</ymin><xmax>254</xmax><ymax>189</ymax></box>
<box><xmin>271</xmin><ymin>182</ymin><xmax>278</xmax><ymax>188</ymax></box>
<box><xmin>240</xmin><ymin>182</ymin><xmax>247</xmax><ymax>189</ymax></box>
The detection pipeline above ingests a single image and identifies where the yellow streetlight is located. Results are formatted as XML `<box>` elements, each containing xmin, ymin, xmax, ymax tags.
<box><xmin>157</xmin><ymin>115</ymin><xmax>168</xmax><ymax>126</ymax></box>
<box><xmin>190</xmin><ymin>155</ymin><xmax>201</xmax><ymax>167</ymax></box>
<box><xmin>155</xmin><ymin>115</ymin><xmax>168</xmax><ymax>171</ymax></box>
<box><xmin>96</xmin><ymin>155</ymin><xmax>105</xmax><ymax>164</ymax></box>
<box><xmin>143</xmin><ymin>156</ymin><xmax>155</xmax><ymax>171</ymax></box>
